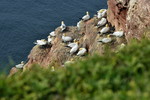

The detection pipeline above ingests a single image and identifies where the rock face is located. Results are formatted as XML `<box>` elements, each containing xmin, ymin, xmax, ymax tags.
<box><xmin>10</xmin><ymin>0</ymin><xmax>150</xmax><ymax>74</ymax></box>
<box><xmin>107</xmin><ymin>0</ymin><xmax>150</xmax><ymax>41</ymax></box>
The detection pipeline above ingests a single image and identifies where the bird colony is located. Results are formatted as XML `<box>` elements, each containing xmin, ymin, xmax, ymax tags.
<box><xmin>15</xmin><ymin>9</ymin><xmax>125</xmax><ymax>71</ymax></box>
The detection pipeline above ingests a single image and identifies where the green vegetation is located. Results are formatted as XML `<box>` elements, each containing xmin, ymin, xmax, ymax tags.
<box><xmin>0</xmin><ymin>39</ymin><xmax>150</xmax><ymax>100</ymax></box>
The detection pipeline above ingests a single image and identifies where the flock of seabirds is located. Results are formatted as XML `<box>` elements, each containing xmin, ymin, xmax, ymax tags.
<box><xmin>15</xmin><ymin>9</ymin><xmax>125</xmax><ymax>71</ymax></box>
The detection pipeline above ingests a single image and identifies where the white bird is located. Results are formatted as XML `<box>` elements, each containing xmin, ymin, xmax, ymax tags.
<box><xmin>81</xmin><ymin>11</ymin><xmax>90</xmax><ymax>21</ymax></box>
<box><xmin>100</xmin><ymin>24</ymin><xmax>110</xmax><ymax>34</ymax></box>
<box><xmin>49</xmin><ymin>31</ymin><xmax>56</xmax><ymax>37</ymax></box>
<box><xmin>62</xmin><ymin>34</ymin><xmax>73</xmax><ymax>43</ymax></box>
<box><xmin>66</xmin><ymin>39</ymin><xmax>78</xmax><ymax>48</ymax></box>
<box><xmin>98</xmin><ymin>35</ymin><xmax>112</xmax><ymax>43</ymax></box>
<box><xmin>97</xmin><ymin>9</ymin><xmax>107</xmax><ymax>19</ymax></box>
<box><xmin>60</xmin><ymin>21</ymin><xmax>67</xmax><ymax>32</ymax></box>
<box><xmin>15</xmin><ymin>61</ymin><xmax>24</xmax><ymax>69</ymax></box>
<box><xmin>97</xmin><ymin>18</ymin><xmax>107</xmax><ymax>27</ymax></box>
<box><xmin>77</xmin><ymin>20</ymin><xmax>82</xmax><ymax>30</ymax></box>
<box><xmin>70</xmin><ymin>42</ymin><xmax>79</xmax><ymax>55</ymax></box>
<box><xmin>48</xmin><ymin>36</ymin><xmax>53</xmax><ymax>43</ymax></box>
<box><xmin>34</xmin><ymin>39</ymin><xmax>48</xmax><ymax>46</ymax></box>
<box><xmin>110</xmin><ymin>31</ymin><xmax>124</xmax><ymax>37</ymax></box>
<box><xmin>77</xmin><ymin>48</ymin><xmax>87</xmax><ymax>56</ymax></box>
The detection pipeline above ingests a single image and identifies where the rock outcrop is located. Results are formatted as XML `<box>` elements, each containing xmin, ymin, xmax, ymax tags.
<box><xmin>10</xmin><ymin>0</ymin><xmax>150</xmax><ymax>75</ymax></box>
<box><xmin>107</xmin><ymin>0</ymin><xmax>150</xmax><ymax>41</ymax></box>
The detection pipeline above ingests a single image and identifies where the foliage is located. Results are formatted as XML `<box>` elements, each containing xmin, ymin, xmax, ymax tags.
<box><xmin>0</xmin><ymin>39</ymin><xmax>150</xmax><ymax>100</ymax></box>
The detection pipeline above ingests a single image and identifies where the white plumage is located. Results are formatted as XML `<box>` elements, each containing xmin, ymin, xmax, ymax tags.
<box><xmin>111</xmin><ymin>31</ymin><xmax>124</xmax><ymax>37</ymax></box>
<box><xmin>77</xmin><ymin>20</ymin><xmax>82</xmax><ymax>30</ymax></box>
<box><xmin>77</xmin><ymin>48</ymin><xmax>87</xmax><ymax>56</ymax></box>
<box><xmin>60</xmin><ymin>21</ymin><xmax>66</xmax><ymax>32</ymax></box>
<box><xmin>48</xmin><ymin>36</ymin><xmax>53</xmax><ymax>43</ymax></box>
<box><xmin>82</xmin><ymin>11</ymin><xmax>90</xmax><ymax>21</ymax></box>
<box><xmin>97</xmin><ymin>9</ymin><xmax>107</xmax><ymax>19</ymax></box>
<box><xmin>15</xmin><ymin>61</ymin><xmax>24</xmax><ymax>69</ymax></box>
<box><xmin>98</xmin><ymin>36</ymin><xmax>112</xmax><ymax>43</ymax></box>
<box><xmin>97</xmin><ymin>18</ymin><xmax>107</xmax><ymax>27</ymax></box>
<box><xmin>100</xmin><ymin>24</ymin><xmax>110</xmax><ymax>34</ymax></box>
<box><xmin>70</xmin><ymin>42</ymin><xmax>79</xmax><ymax>54</ymax></box>
<box><xmin>34</xmin><ymin>39</ymin><xmax>48</xmax><ymax>46</ymax></box>
<box><xmin>62</xmin><ymin>34</ymin><xmax>73</xmax><ymax>42</ymax></box>
<box><xmin>49</xmin><ymin>31</ymin><xmax>56</xmax><ymax>37</ymax></box>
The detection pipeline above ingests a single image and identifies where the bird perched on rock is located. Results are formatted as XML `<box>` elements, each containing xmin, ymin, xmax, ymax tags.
<box><xmin>49</xmin><ymin>31</ymin><xmax>56</xmax><ymax>37</ymax></box>
<box><xmin>60</xmin><ymin>21</ymin><xmax>67</xmax><ymax>32</ymax></box>
<box><xmin>77</xmin><ymin>20</ymin><xmax>83</xmax><ymax>30</ymax></box>
<box><xmin>70</xmin><ymin>41</ymin><xmax>79</xmax><ymax>55</ymax></box>
<box><xmin>110</xmin><ymin>31</ymin><xmax>124</xmax><ymax>37</ymax></box>
<box><xmin>34</xmin><ymin>39</ymin><xmax>48</xmax><ymax>46</ymax></box>
<box><xmin>62</xmin><ymin>34</ymin><xmax>73</xmax><ymax>43</ymax></box>
<box><xmin>81</xmin><ymin>11</ymin><xmax>90</xmax><ymax>21</ymax></box>
<box><xmin>100</xmin><ymin>24</ymin><xmax>110</xmax><ymax>34</ymax></box>
<box><xmin>97</xmin><ymin>9</ymin><xmax>107</xmax><ymax>19</ymax></box>
<box><xmin>98</xmin><ymin>35</ymin><xmax>112</xmax><ymax>43</ymax></box>
<box><xmin>15</xmin><ymin>61</ymin><xmax>25</xmax><ymax>69</ymax></box>
<box><xmin>66</xmin><ymin>39</ymin><xmax>78</xmax><ymax>48</ymax></box>
<box><xmin>47</xmin><ymin>35</ymin><xmax>53</xmax><ymax>44</ymax></box>
<box><xmin>97</xmin><ymin>18</ymin><xmax>107</xmax><ymax>27</ymax></box>
<box><xmin>77</xmin><ymin>48</ymin><xmax>87</xmax><ymax>56</ymax></box>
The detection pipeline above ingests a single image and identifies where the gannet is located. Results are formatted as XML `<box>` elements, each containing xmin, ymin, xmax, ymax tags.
<box><xmin>110</xmin><ymin>31</ymin><xmax>124</xmax><ymax>37</ymax></box>
<box><xmin>60</xmin><ymin>21</ymin><xmax>67</xmax><ymax>32</ymax></box>
<box><xmin>15</xmin><ymin>61</ymin><xmax>24</xmax><ymax>69</ymax></box>
<box><xmin>98</xmin><ymin>35</ymin><xmax>112</xmax><ymax>43</ymax></box>
<box><xmin>100</xmin><ymin>24</ymin><xmax>110</xmax><ymax>34</ymax></box>
<box><xmin>97</xmin><ymin>9</ymin><xmax>107</xmax><ymax>19</ymax></box>
<box><xmin>81</xmin><ymin>11</ymin><xmax>90</xmax><ymax>21</ymax></box>
<box><xmin>70</xmin><ymin>42</ymin><xmax>79</xmax><ymax>55</ymax></box>
<box><xmin>77</xmin><ymin>48</ymin><xmax>87</xmax><ymax>56</ymax></box>
<box><xmin>49</xmin><ymin>31</ymin><xmax>56</xmax><ymax>37</ymax></box>
<box><xmin>51</xmin><ymin>66</ymin><xmax>55</xmax><ymax>72</ymax></box>
<box><xmin>66</xmin><ymin>39</ymin><xmax>78</xmax><ymax>48</ymax></box>
<box><xmin>34</xmin><ymin>39</ymin><xmax>48</xmax><ymax>46</ymax></box>
<box><xmin>48</xmin><ymin>36</ymin><xmax>53</xmax><ymax>43</ymax></box>
<box><xmin>77</xmin><ymin>20</ymin><xmax>82</xmax><ymax>30</ymax></box>
<box><xmin>62</xmin><ymin>34</ymin><xmax>73</xmax><ymax>43</ymax></box>
<box><xmin>97</xmin><ymin>18</ymin><xmax>107</xmax><ymax>27</ymax></box>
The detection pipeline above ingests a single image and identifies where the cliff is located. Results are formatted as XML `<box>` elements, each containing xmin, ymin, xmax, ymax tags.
<box><xmin>107</xmin><ymin>0</ymin><xmax>150</xmax><ymax>41</ymax></box>
<box><xmin>9</xmin><ymin>0</ymin><xmax>150</xmax><ymax>75</ymax></box>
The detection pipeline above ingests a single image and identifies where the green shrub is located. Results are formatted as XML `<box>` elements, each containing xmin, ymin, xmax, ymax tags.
<box><xmin>0</xmin><ymin>39</ymin><xmax>150</xmax><ymax>100</ymax></box>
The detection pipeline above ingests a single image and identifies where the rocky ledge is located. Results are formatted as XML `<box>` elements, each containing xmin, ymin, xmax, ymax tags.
<box><xmin>9</xmin><ymin>0</ymin><xmax>150</xmax><ymax>75</ymax></box>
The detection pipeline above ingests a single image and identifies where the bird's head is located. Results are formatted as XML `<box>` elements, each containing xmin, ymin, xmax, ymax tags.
<box><xmin>70</xmin><ymin>58</ymin><xmax>74</xmax><ymax>61</ymax></box>
<box><xmin>61</xmin><ymin>21</ymin><xmax>64</xmax><ymax>24</ymax></box>
<box><xmin>21</xmin><ymin>61</ymin><xmax>24</xmax><ymax>64</ymax></box>
<box><xmin>107</xmin><ymin>35</ymin><xmax>110</xmax><ymax>38</ymax></box>
<box><xmin>105</xmin><ymin>24</ymin><xmax>109</xmax><ymax>27</ymax></box>
<box><xmin>79</xmin><ymin>48</ymin><xmax>83</xmax><ymax>51</ymax></box>
<box><xmin>86</xmin><ymin>11</ymin><xmax>89</xmax><ymax>15</ymax></box>
<box><xmin>63</xmin><ymin>33</ymin><xmax>66</xmax><ymax>36</ymax></box>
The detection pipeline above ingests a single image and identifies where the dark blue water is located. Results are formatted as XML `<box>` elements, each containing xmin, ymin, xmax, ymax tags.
<box><xmin>0</xmin><ymin>0</ymin><xmax>107</xmax><ymax>71</ymax></box>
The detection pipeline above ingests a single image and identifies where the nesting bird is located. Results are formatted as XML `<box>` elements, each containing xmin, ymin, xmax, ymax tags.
<box><xmin>15</xmin><ymin>61</ymin><xmax>24</xmax><ymax>69</ymax></box>
<box><xmin>97</xmin><ymin>18</ymin><xmax>107</xmax><ymax>27</ymax></box>
<box><xmin>66</xmin><ymin>39</ymin><xmax>78</xmax><ymax>48</ymax></box>
<box><xmin>47</xmin><ymin>35</ymin><xmax>53</xmax><ymax>43</ymax></box>
<box><xmin>81</xmin><ymin>11</ymin><xmax>90</xmax><ymax>21</ymax></box>
<box><xmin>98</xmin><ymin>35</ymin><xmax>112</xmax><ymax>43</ymax></box>
<box><xmin>100</xmin><ymin>24</ymin><xmax>110</xmax><ymax>34</ymax></box>
<box><xmin>60</xmin><ymin>21</ymin><xmax>67</xmax><ymax>32</ymax></box>
<box><xmin>77</xmin><ymin>48</ymin><xmax>87</xmax><ymax>56</ymax></box>
<box><xmin>34</xmin><ymin>39</ymin><xmax>48</xmax><ymax>46</ymax></box>
<box><xmin>110</xmin><ymin>31</ymin><xmax>124</xmax><ymax>37</ymax></box>
<box><xmin>62</xmin><ymin>34</ymin><xmax>73</xmax><ymax>43</ymax></box>
<box><xmin>70</xmin><ymin>41</ymin><xmax>79</xmax><ymax>55</ymax></box>
<box><xmin>77</xmin><ymin>20</ymin><xmax>82</xmax><ymax>30</ymax></box>
<box><xmin>49</xmin><ymin>31</ymin><xmax>56</xmax><ymax>37</ymax></box>
<box><xmin>97</xmin><ymin>9</ymin><xmax>107</xmax><ymax>19</ymax></box>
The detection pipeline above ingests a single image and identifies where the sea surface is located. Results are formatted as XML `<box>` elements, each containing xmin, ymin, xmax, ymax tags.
<box><xmin>0</xmin><ymin>0</ymin><xmax>107</xmax><ymax>71</ymax></box>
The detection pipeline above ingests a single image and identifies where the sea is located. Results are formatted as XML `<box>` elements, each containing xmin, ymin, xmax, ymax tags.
<box><xmin>0</xmin><ymin>0</ymin><xmax>107</xmax><ymax>71</ymax></box>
